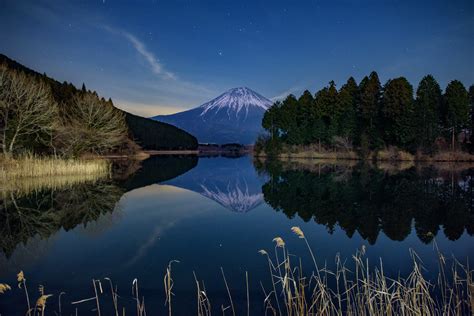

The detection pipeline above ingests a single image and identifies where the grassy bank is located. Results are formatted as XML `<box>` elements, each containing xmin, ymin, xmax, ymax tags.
<box><xmin>0</xmin><ymin>155</ymin><xmax>111</xmax><ymax>193</ymax></box>
<box><xmin>2</xmin><ymin>228</ymin><xmax>471</xmax><ymax>316</ymax></box>
<box><xmin>0</xmin><ymin>155</ymin><xmax>110</xmax><ymax>179</ymax></box>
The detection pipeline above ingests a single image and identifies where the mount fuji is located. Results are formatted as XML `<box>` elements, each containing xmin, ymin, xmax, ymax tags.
<box><xmin>152</xmin><ymin>87</ymin><xmax>272</xmax><ymax>144</ymax></box>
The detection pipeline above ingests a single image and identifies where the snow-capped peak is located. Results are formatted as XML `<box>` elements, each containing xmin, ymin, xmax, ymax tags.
<box><xmin>199</xmin><ymin>87</ymin><xmax>272</xmax><ymax>117</ymax></box>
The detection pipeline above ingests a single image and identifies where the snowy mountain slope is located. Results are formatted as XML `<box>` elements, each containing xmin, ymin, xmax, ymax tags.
<box><xmin>199</xmin><ymin>87</ymin><xmax>271</xmax><ymax>117</ymax></box>
<box><xmin>152</xmin><ymin>87</ymin><xmax>272</xmax><ymax>144</ymax></box>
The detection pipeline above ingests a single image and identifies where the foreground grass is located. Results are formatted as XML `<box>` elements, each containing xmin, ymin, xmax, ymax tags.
<box><xmin>1</xmin><ymin>228</ymin><xmax>472</xmax><ymax>316</ymax></box>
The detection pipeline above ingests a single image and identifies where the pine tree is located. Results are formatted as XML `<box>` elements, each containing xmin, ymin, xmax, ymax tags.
<box><xmin>380</xmin><ymin>77</ymin><xmax>415</xmax><ymax>148</ymax></box>
<box><xmin>337</xmin><ymin>77</ymin><xmax>358</xmax><ymax>141</ymax></box>
<box><xmin>307</xmin><ymin>82</ymin><xmax>343</xmax><ymax>148</ymax></box>
<box><xmin>358</xmin><ymin>71</ymin><xmax>382</xmax><ymax>148</ymax></box>
<box><xmin>298</xmin><ymin>90</ymin><xmax>314</xmax><ymax>143</ymax></box>
<box><xmin>442</xmin><ymin>80</ymin><xmax>469</xmax><ymax>150</ymax></box>
<box><xmin>414</xmin><ymin>75</ymin><xmax>442</xmax><ymax>151</ymax></box>
<box><xmin>326</xmin><ymin>81</ymin><xmax>339</xmax><ymax>142</ymax></box>
<box><xmin>280</xmin><ymin>95</ymin><xmax>300</xmax><ymax>144</ymax></box>
<box><xmin>311</xmin><ymin>88</ymin><xmax>328</xmax><ymax>149</ymax></box>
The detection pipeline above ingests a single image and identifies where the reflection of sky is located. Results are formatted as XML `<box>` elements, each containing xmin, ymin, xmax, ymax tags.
<box><xmin>117</xmin><ymin>184</ymin><xmax>214</xmax><ymax>267</ymax></box>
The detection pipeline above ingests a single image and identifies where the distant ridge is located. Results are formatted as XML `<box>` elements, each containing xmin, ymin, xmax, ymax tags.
<box><xmin>152</xmin><ymin>87</ymin><xmax>272</xmax><ymax>144</ymax></box>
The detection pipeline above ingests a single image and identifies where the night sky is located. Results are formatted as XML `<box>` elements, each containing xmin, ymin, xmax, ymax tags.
<box><xmin>1</xmin><ymin>0</ymin><xmax>473</xmax><ymax>116</ymax></box>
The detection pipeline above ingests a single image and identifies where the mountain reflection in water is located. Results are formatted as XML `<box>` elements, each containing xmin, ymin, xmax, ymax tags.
<box><xmin>165</xmin><ymin>156</ymin><xmax>267</xmax><ymax>212</ymax></box>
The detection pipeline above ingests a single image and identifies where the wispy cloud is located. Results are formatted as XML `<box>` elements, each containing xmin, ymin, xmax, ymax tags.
<box><xmin>122</xmin><ymin>31</ymin><xmax>176</xmax><ymax>80</ymax></box>
<box><xmin>101</xmin><ymin>25</ymin><xmax>220</xmax><ymax>114</ymax></box>
<box><xmin>104</xmin><ymin>25</ymin><xmax>176</xmax><ymax>80</ymax></box>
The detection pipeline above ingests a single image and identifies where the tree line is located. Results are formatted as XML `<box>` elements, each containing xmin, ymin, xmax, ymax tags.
<box><xmin>259</xmin><ymin>71</ymin><xmax>474</xmax><ymax>156</ymax></box>
<box><xmin>0</xmin><ymin>54</ymin><xmax>198</xmax><ymax>157</ymax></box>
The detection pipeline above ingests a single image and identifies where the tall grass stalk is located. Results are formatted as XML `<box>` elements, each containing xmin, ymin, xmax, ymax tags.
<box><xmin>17</xmin><ymin>271</ymin><xmax>31</xmax><ymax>316</ymax></box>
<box><xmin>220</xmin><ymin>267</ymin><xmax>236</xmax><ymax>316</ymax></box>
<box><xmin>92</xmin><ymin>279</ymin><xmax>102</xmax><ymax>316</ymax></box>
<box><xmin>193</xmin><ymin>271</ymin><xmax>211</xmax><ymax>316</ymax></box>
<box><xmin>164</xmin><ymin>260</ymin><xmax>179</xmax><ymax>316</ymax></box>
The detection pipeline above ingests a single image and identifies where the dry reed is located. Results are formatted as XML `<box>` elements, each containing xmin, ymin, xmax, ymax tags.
<box><xmin>5</xmin><ymin>228</ymin><xmax>472</xmax><ymax>316</ymax></box>
<box><xmin>0</xmin><ymin>154</ymin><xmax>110</xmax><ymax>194</ymax></box>
<box><xmin>0</xmin><ymin>154</ymin><xmax>110</xmax><ymax>180</ymax></box>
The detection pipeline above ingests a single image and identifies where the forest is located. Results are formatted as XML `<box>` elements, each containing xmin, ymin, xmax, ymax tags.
<box><xmin>258</xmin><ymin>72</ymin><xmax>474</xmax><ymax>158</ymax></box>
<box><xmin>0</xmin><ymin>54</ymin><xmax>197</xmax><ymax>157</ymax></box>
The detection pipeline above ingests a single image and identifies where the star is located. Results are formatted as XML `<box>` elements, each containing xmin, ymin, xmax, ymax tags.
<box><xmin>218</xmin><ymin>51</ymin><xmax>223</xmax><ymax>56</ymax></box>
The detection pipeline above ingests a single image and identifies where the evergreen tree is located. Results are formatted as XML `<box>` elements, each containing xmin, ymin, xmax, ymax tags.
<box><xmin>380</xmin><ymin>77</ymin><xmax>415</xmax><ymax>148</ymax></box>
<box><xmin>298</xmin><ymin>90</ymin><xmax>314</xmax><ymax>143</ymax></box>
<box><xmin>262</xmin><ymin>102</ymin><xmax>280</xmax><ymax>140</ymax></box>
<box><xmin>312</xmin><ymin>85</ymin><xmax>333</xmax><ymax>146</ymax></box>
<box><xmin>414</xmin><ymin>75</ymin><xmax>442</xmax><ymax>151</ymax></box>
<box><xmin>337</xmin><ymin>77</ymin><xmax>358</xmax><ymax>141</ymax></box>
<box><xmin>442</xmin><ymin>80</ymin><xmax>469</xmax><ymax>150</ymax></box>
<box><xmin>278</xmin><ymin>95</ymin><xmax>301</xmax><ymax>144</ymax></box>
<box><xmin>327</xmin><ymin>81</ymin><xmax>340</xmax><ymax>139</ymax></box>
<box><xmin>358</xmin><ymin>71</ymin><xmax>382</xmax><ymax>148</ymax></box>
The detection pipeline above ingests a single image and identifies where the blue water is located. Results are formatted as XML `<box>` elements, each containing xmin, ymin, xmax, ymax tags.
<box><xmin>0</xmin><ymin>156</ymin><xmax>472</xmax><ymax>315</ymax></box>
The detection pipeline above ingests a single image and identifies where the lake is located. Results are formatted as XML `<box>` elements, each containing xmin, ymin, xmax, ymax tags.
<box><xmin>1</xmin><ymin>155</ymin><xmax>473</xmax><ymax>315</ymax></box>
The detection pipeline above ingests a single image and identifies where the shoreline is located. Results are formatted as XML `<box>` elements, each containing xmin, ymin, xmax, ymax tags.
<box><xmin>254</xmin><ymin>149</ymin><xmax>474</xmax><ymax>163</ymax></box>
<box><xmin>145</xmin><ymin>149</ymin><xmax>199</xmax><ymax>155</ymax></box>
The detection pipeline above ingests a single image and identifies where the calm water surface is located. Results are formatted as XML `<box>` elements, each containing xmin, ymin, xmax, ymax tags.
<box><xmin>1</xmin><ymin>156</ymin><xmax>473</xmax><ymax>315</ymax></box>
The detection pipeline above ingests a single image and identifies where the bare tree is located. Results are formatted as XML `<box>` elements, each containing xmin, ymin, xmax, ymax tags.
<box><xmin>0</xmin><ymin>64</ymin><xmax>58</xmax><ymax>155</ymax></box>
<box><xmin>56</xmin><ymin>93</ymin><xmax>128</xmax><ymax>156</ymax></box>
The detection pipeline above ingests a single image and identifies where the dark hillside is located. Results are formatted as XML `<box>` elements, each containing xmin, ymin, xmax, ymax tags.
<box><xmin>0</xmin><ymin>53</ymin><xmax>197</xmax><ymax>150</ymax></box>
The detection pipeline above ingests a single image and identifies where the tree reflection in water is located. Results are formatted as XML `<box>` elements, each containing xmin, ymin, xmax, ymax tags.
<box><xmin>0</xmin><ymin>181</ymin><xmax>124</xmax><ymax>258</ymax></box>
<box><xmin>256</xmin><ymin>160</ymin><xmax>474</xmax><ymax>244</ymax></box>
<box><xmin>0</xmin><ymin>155</ymin><xmax>199</xmax><ymax>258</ymax></box>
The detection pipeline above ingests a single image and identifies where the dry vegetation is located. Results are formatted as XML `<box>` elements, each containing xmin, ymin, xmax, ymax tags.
<box><xmin>257</xmin><ymin>144</ymin><xmax>359</xmax><ymax>160</ymax></box>
<box><xmin>2</xmin><ymin>228</ymin><xmax>471</xmax><ymax>316</ymax></box>
<box><xmin>255</xmin><ymin>143</ymin><xmax>474</xmax><ymax>164</ymax></box>
<box><xmin>256</xmin><ymin>228</ymin><xmax>472</xmax><ymax>316</ymax></box>
<box><xmin>0</xmin><ymin>155</ymin><xmax>110</xmax><ymax>187</ymax></box>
